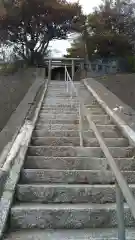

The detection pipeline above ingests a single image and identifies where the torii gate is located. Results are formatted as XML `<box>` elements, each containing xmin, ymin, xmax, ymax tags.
<box><xmin>44</xmin><ymin>57</ymin><xmax>84</xmax><ymax>81</ymax></box>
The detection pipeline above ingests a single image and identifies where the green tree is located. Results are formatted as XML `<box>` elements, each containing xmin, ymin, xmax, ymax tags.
<box><xmin>0</xmin><ymin>0</ymin><xmax>82</xmax><ymax>65</ymax></box>
<box><xmin>87</xmin><ymin>0</ymin><xmax>132</xmax><ymax>58</ymax></box>
<box><xmin>65</xmin><ymin>0</ymin><xmax>133</xmax><ymax>59</ymax></box>
<box><xmin>64</xmin><ymin>35</ymin><xmax>85</xmax><ymax>58</ymax></box>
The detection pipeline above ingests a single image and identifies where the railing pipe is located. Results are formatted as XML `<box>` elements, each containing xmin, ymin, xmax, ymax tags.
<box><xmin>64</xmin><ymin>65</ymin><xmax>135</xmax><ymax>240</ymax></box>
<box><xmin>72</xmin><ymin>60</ymin><xmax>75</xmax><ymax>80</ymax></box>
<box><xmin>116</xmin><ymin>181</ymin><xmax>126</xmax><ymax>240</ymax></box>
<box><xmin>48</xmin><ymin>59</ymin><xmax>52</xmax><ymax>81</ymax></box>
<box><xmin>79</xmin><ymin>102</ymin><xmax>83</xmax><ymax>147</ymax></box>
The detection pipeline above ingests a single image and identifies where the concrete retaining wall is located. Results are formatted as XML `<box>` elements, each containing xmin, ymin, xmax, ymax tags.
<box><xmin>95</xmin><ymin>74</ymin><xmax>135</xmax><ymax>111</ymax></box>
<box><xmin>0</xmin><ymin>68</ymin><xmax>35</xmax><ymax>131</ymax></box>
<box><xmin>0</xmin><ymin>68</ymin><xmax>45</xmax><ymax>155</ymax></box>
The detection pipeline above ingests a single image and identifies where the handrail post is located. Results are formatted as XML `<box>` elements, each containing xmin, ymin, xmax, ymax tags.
<box><xmin>67</xmin><ymin>72</ymin><xmax>69</xmax><ymax>93</ymax></box>
<box><xmin>72</xmin><ymin>60</ymin><xmax>75</xmax><ymax>80</ymax></box>
<box><xmin>66</xmin><ymin>67</ymin><xmax>69</xmax><ymax>93</ymax></box>
<box><xmin>64</xmin><ymin>65</ymin><xmax>67</xmax><ymax>93</ymax></box>
<box><xmin>79</xmin><ymin>102</ymin><xmax>83</xmax><ymax>147</ymax></box>
<box><xmin>48</xmin><ymin>59</ymin><xmax>52</xmax><ymax>81</ymax></box>
<box><xmin>115</xmin><ymin>181</ymin><xmax>126</xmax><ymax>240</ymax></box>
<box><xmin>65</xmin><ymin>65</ymin><xmax>66</xmax><ymax>83</ymax></box>
<box><xmin>44</xmin><ymin>67</ymin><xmax>47</xmax><ymax>79</ymax></box>
<box><xmin>65</xmin><ymin>66</ymin><xmax>68</xmax><ymax>93</ymax></box>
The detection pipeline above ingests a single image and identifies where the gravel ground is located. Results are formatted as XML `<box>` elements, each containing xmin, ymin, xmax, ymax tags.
<box><xmin>95</xmin><ymin>73</ymin><xmax>135</xmax><ymax>110</ymax></box>
<box><xmin>0</xmin><ymin>68</ymin><xmax>35</xmax><ymax>131</ymax></box>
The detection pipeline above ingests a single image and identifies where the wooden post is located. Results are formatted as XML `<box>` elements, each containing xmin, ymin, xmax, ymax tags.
<box><xmin>48</xmin><ymin>59</ymin><xmax>52</xmax><ymax>81</ymax></box>
<box><xmin>72</xmin><ymin>60</ymin><xmax>75</xmax><ymax>80</ymax></box>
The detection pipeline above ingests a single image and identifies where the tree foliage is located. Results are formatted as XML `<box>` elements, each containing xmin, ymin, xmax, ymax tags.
<box><xmin>64</xmin><ymin>35</ymin><xmax>85</xmax><ymax>58</ymax></box>
<box><xmin>65</xmin><ymin>0</ymin><xmax>134</xmax><ymax>59</ymax></box>
<box><xmin>0</xmin><ymin>0</ymin><xmax>82</xmax><ymax>65</ymax></box>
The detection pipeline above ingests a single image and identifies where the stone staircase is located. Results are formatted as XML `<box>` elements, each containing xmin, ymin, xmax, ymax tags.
<box><xmin>4</xmin><ymin>81</ymin><xmax>135</xmax><ymax>239</ymax></box>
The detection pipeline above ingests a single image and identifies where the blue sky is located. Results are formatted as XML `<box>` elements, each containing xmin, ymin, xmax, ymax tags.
<box><xmin>50</xmin><ymin>0</ymin><xmax>102</xmax><ymax>57</ymax></box>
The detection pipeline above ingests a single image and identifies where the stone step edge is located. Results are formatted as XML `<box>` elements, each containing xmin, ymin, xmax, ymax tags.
<box><xmin>31</xmin><ymin>137</ymin><xmax>126</xmax><ymax>141</ymax></box>
<box><xmin>21</xmin><ymin>169</ymin><xmax>135</xmax><ymax>173</ymax></box>
<box><xmin>25</xmin><ymin>156</ymin><xmax>134</xmax><ymax>161</ymax></box>
<box><xmin>17</xmin><ymin>183</ymin><xmax>135</xmax><ymax>188</ymax></box>
<box><xmin>11</xmin><ymin>202</ymin><xmax>132</xmax><ymax>210</ymax></box>
<box><xmin>28</xmin><ymin>146</ymin><xmax>132</xmax><ymax>150</ymax></box>
<box><xmin>3</xmin><ymin>228</ymin><xmax>135</xmax><ymax>240</ymax></box>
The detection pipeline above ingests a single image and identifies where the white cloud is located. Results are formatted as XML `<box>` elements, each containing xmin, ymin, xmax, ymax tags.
<box><xmin>71</xmin><ymin>0</ymin><xmax>102</xmax><ymax>14</ymax></box>
<box><xmin>49</xmin><ymin>39</ymin><xmax>71</xmax><ymax>57</ymax></box>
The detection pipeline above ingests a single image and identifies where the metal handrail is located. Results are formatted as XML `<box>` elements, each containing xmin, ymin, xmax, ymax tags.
<box><xmin>64</xmin><ymin>65</ymin><xmax>135</xmax><ymax>240</ymax></box>
<box><xmin>65</xmin><ymin>66</ymin><xmax>78</xmax><ymax>95</ymax></box>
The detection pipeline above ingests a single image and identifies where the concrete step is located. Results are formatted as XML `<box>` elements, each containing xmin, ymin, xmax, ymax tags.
<box><xmin>44</xmin><ymin>96</ymin><xmax>78</xmax><ymax>99</ymax></box>
<box><xmin>16</xmin><ymin>184</ymin><xmax>135</xmax><ymax>204</ymax></box>
<box><xmin>27</xmin><ymin>146</ymin><xmax>133</xmax><ymax>158</ymax></box>
<box><xmin>35</xmin><ymin>123</ymin><xmax>79</xmax><ymax>131</ymax></box>
<box><xmin>36</xmin><ymin>119</ymin><xmax>79</xmax><ymax>125</ymax></box>
<box><xmin>84</xmin><ymin>115</ymin><xmax>111</xmax><ymax>124</ymax></box>
<box><xmin>35</xmin><ymin>123</ymin><xmax>117</xmax><ymax>131</ymax></box>
<box><xmin>85</xmin><ymin>104</ymin><xmax>101</xmax><ymax>108</ymax></box>
<box><xmin>43</xmin><ymin>99</ymin><xmax>79</xmax><ymax>104</ymax></box>
<box><xmin>44</xmin><ymin>96</ymin><xmax>92</xmax><ymax>102</ymax></box>
<box><xmin>20</xmin><ymin>169</ymin><xmax>135</xmax><ymax>184</ymax></box>
<box><xmin>31</xmin><ymin>137</ymin><xmax>128</xmax><ymax>147</ymax></box>
<box><xmin>38</xmin><ymin>114</ymin><xmax>78</xmax><ymax>120</ymax></box>
<box><xmin>41</xmin><ymin>108</ymin><xmax>79</xmax><ymax>113</ymax></box>
<box><xmin>40</xmin><ymin>108</ymin><xmax>103</xmax><ymax>114</ymax></box>
<box><xmin>48</xmin><ymin>85</ymin><xmax>67</xmax><ymax>86</ymax></box>
<box><xmin>45</xmin><ymin>94</ymin><xmax>77</xmax><ymax>97</ymax></box>
<box><xmin>45</xmin><ymin>100</ymin><xmax>79</xmax><ymax>105</ymax></box>
<box><xmin>85</xmin><ymin>108</ymin><xmax>105</xmax><ymax>114</ymax></box>
<box><xmin>47</xmin><ymin>85</ymin><xmax>66</xmax><ymax>86</ymax></box>
<box><xmin>84</xmin><ymin>137</ymin><xmax>128</xmax><ymax>147</ymax></box>
<box><xmin>41</xmin><ymin>105</ymin><xmax>101</xmax><ymax>110</ymax></box>
<box><xmin>41</xmin><ymin>104</ymin><xmax>102</xmax><ymax>109</ymax></box>
<box><xmin>33</xmin><ymin>130</ymin><xmax>79</xmax><ymax>138</ymax></box>
<box><xmin>41</xmin><ymin>104</ymin><xmax>79</xmax><ymax>110</ymax></box>
<box><xmin>31</xmin><ymin>137</ymin><xmax>80</xmax><ymax>146</ymax></box>
<box><xmin>33</xmin><ymin>129</ymin><xmax>120</xmax><ymax>138</ymax></box>
<box><xmin>40</xmin><ymin>110</ymin><xmax>79</xmax><ymax>114</ymax></box>
<box><xmin>47</xmin><ymin>89</ymin><xmax>68</xmax><ymax>91</ymax></box>
<box><xmin>37</xmin><ymin>115</ymin><xmax>110</xmax><ymax>125</ymax></box>
<box><xmin>45</xmin><ymin>94</ymin><xmax>78</xmax><ymax>97</ymax></box>
<box><xmin>46</xmin><ymin>90</ymin><xmax>77</xmax><ymax>92</ymax></box>
<box><xmin>88</xmin><ymin>125</ymin><xmax>121</xmax><ymax>136</ymax></box>
<box><xmin>24</xmin><ymin>156</ymin><xmax>135</xmax><ymax>171</ymax></box>
<box><xmin>10</xmin><ymin>203</ymin><xmax>135</xmax><ymax>229</ymax></box>
<box><xmin>95</xmin><ymin>124</ymin><xmax>118</xmax><ymax>131</ymax></box>
<box><xmin>3</xmin><ymin>228</ymin><xmax>135</xmax><ymax>240</ymax></box>
<box><xmin>44</xmin><ymin>97</ymin><xmax>78</xmax><ymax>100</ymax></box>
<box><xmin>46</xmin><ymin>87</ymin><xmax>67</xmax><ymax>88</ymax></box>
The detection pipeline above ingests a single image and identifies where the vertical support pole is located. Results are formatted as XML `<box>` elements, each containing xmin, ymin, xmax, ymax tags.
<box><xmin>35</xmin><ymin>68</ymin><xmax>38</xmax><ymax>79</ymax></box>
<box><xmin>44</xmin><ymin>67</ymin><xmax>46</xmax><ymax>79</ymax></box>
<box><xmin>96</xmin><ymin>64</ymin><xmax>98</xmax><ymax>72</ymax></box>
<box><xmin>72</xmin><ymin>60</ymin><xmax>75</xmax><ymax>80</ymax></box>
<box><xmin>79</xmin><ymin>103</ymin><xmax>83</xmax><ymax>147</ymax></box>
<box><xmin>64</xmin><ymin>65</ymin><xmax>66</xmax><ymax>92</ymax></box>
<box><xmin>80</xmin><ymin>62</ymin><xmax>84</xmax><ymax>70</ymax></box>
<box><xmin>48</xmin><ymin>59</ymin><xmax>52</xmax><ymax>81</ymax></box>
<box><xmin>65</xmin><ymin>66</ymin><xmax>68</xmax><ymax>93</ymax></box>
<box><xmin>58</xmin><ymin>72</ymin><xmax>60</xmax><ymax>81</ymax></box>
<box><xmin>115</xmin><ymin>181</ymin><xmax>126</xmax><ymax>240</ymax></box>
